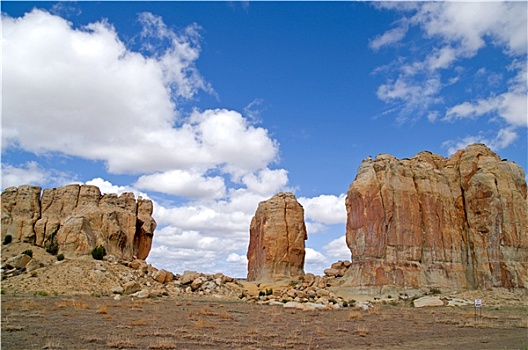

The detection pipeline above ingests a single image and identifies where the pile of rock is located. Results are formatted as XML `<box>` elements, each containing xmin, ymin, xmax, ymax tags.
<box><xmin>108</xmin><ymin>260</ymin><xmax>243</xmax><ymax>299</ymax></box>
<box><xmin>242</xmin><ymin>272</ymin><xmax>365</xmax><ymax>311</ymax></box>
<box><xmin>324</xmin><ymin>260</ymin><xmax>351</xmax><ymax>278</ymax></box>
<box><xmin>1</xmin><ymin>252</ymin><xmax>43</xmax><ymax>278</ymax></box>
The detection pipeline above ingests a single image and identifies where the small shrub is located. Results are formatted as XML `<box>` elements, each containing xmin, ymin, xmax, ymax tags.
<box><xmin>96</xmin><ymin>305</ymin><xmax>108</xmax><ymax>314</ymax></box>
<box><xmin>34</xmin><ymin>290</ymin><xmax>48</xmax><ymax>297</ymax></box>
<box><xmin>30</xmin><ymin>271</ymin><xmax>38</xmax><ymax>278</ymax></box>
<box><xmin>46</xmin><ymin>241</ymin><xmax>59</xmax><ymax>255</ymax></box>
<box><xmin>266</xmin><ymin>288</ymin><xmax>273</xmax><ymax>296</ymax></box>
<box><xmin>258</xmin><ymin>290</ymin><xmax>266</xmax><ymax>297</ymax></box>
<box><xmin>91</xmin><ymin>245</ymin><xmax>106</xmax><ymax>260</ymax></box>
<box><xmin>348</xmin><ymin>311</ymin><xmax>362</xmax><ymax>320</ymax></box>
<box><xmin>239</xmin><ymin>291</ymin><xmax>247</xmax><ymax>299</ymax></box>
<box><xmin>342</xmin><ymin>300</ymin><xmax>349</xmax><ymax>307</ymax></box>
<box><xmin>354</xmin><ymin>326</ymin><xmax>369</xmax><ymax>337</ymax></box>
<box><xmin>57</xmin><ymin>254</ymin><xmax>65</xmax><ymax>261</ymax></box>
<box><xmin>3</xmin><ymin>235</ymin><xmax>12</xmax><ymax>245</ymax></box>
<box><xmin>21</xmin><ymin>249</ymin><xmax>33</xmax><ymax>258</ymax></box>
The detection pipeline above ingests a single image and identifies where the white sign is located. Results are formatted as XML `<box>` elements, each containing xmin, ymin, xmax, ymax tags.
<box><xmin>474</xmin><ymin>299</ymin><xmax>482</xmax><ymax>307</ymax></box>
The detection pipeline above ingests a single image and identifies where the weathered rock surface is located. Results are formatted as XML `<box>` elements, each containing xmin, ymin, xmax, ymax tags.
<box><xmin>413</xmin><ymin>296</ymin><xmax>444</xmax><ymax>308</ymax></box>
<box><xmin>1</xmin><ymin>184</ymin><xmax>156</xmax><ymax>261</ymax></box>
<box><xmin>344</xmin><ymin>143</ymin><xmax>527</xmax><ymax>292</ymax></box>
<box><xmin>247</xmin><ymin>192</ymin><xmax>307</xmax><ymax>281</ymax></box>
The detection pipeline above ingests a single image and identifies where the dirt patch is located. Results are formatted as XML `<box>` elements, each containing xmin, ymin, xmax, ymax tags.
<box><xmin>2</xmin><ymin>294</ymin><xmax>526</xmax><ymax>350</ymax></box>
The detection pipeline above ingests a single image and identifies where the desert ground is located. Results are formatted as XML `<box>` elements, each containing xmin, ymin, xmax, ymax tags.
<box><xmin>2</xmin><ymin>292</ymin><xmax>527</xmax><ymax>350</ymax></box>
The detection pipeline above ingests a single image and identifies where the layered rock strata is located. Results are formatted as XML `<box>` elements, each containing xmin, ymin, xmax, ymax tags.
<box><xmin>1</xmin><ymin>184</ymin><xmax>156</xmax><ymax>260</ymax></box>
<box><xmin>247</xmin><ymin>192</ymin><xmax>307</xmax><ymax>281</ymax></box>
<box><xmin>344</xmin><ymin>143</ymin><xmax>527</xmax><ymax>291</ymax></box>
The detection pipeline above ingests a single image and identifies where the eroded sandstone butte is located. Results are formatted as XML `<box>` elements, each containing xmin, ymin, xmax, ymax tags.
<box><xmin>247</xmin><ymin>192</ymin><xmax>307</xmax><ymax>281</ymax></box>
<box><xmin>1</xmin><ymin>184</ymin><xmax>156</xmax><ymax>260</ymax></box>
<box><xmin>344</xmin><ymin>143</ymin><xmax>527</xmax><ymax>292</ymax></box>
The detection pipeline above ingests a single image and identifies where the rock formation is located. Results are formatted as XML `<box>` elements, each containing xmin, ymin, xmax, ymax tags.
<box><xmin>343</xmin><ymin>143</ymin><xmax>527</xmax><ymax>292</ymax></box>
<box><xmin>1</xmin><ymin>184</ymin><xmax>156</xmax><ymax>260</ymax></box>
<box><xmin>247</xmin><ymin>192</ymin><xmax>307</xmax><ymax>281</ymax></box>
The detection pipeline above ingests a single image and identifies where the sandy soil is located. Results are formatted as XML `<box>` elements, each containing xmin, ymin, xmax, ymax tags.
<box><xmin>2</xmin><ymin>294</ymin><xmax>527</xmax><ymax>350</ymax></box>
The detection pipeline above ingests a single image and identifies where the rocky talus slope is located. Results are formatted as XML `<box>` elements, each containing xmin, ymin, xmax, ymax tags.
<box><xmin>247</xmin><ymin>192</ymin><xmax>307</xmax><ymax>281</ymax></box>
<box><xmin>342</xmin><ymin>143</ymin><xmax>527</xmax><ymax>292</ymax></box>
<box><xmin>1</xmin><ymin>184</ymin><xmax>156</xmax><ymax>260</ymax></box>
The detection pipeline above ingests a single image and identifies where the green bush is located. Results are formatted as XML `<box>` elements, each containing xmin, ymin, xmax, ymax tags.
<box><xmin>429</xmin><ymin>288</ymin><xmax>441</xmax><ymax>295</ymax></box>
<box><xmin>57</xmin><ymin>254</ymin><xmax>65</xmax><ymax>261</ymax></box>
<box><xmin>21</xmin><ymin>249</ymin><xmax>33</xmax><ymax>258</ymax></box>
<box><xmin>265</xmin><ymin>288</ymin><xmax>273</xmax><ymax>296</ymax></box>
<box><xmin>45</xmin><ymin>240</ymin><xmax>59</xmax><ymax>256</ymax></box>
<box><xmin>3</xmin><ymin>235</ymin><xmax>12</xmax><ymax>245</ymax></box>
<box><xmin>91</xmin><ymin>245</ymin><xmax>106</xmax><ymax>260</ymax></box>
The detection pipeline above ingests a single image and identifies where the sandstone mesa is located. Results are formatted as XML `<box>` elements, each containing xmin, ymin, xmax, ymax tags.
<box><xmin>1</xmin><ymin>184</ymin><xmax>156</xmax><ymax>261</ymax></box>
<box><xmin>341</xmin><ymin>143</ymin><xmax>527</xmax><ymax>293</ymax></box>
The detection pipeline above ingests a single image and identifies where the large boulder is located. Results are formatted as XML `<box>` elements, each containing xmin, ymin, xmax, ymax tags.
<box><xmin>1</xmin><ymin>184</ymin><xmax>157</xmax><ymax>261</ymax></box>
<box><xmin>247</xmin><ymin>192</ymin><xmax>307</xmax><ymax>282</ymax></box>
<box><xmin>344</xmin><ymin>144</ymin><xmax>527</xmax><ymax>292</ymax></box>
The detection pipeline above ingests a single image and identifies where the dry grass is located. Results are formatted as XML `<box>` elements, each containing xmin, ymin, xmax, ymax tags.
<box><xmin>42</xmin><ymin>340</ymin><xmax>64</xmax><ymax>349</ymax></box>
<box><xmin>52</xmin><ymin>300</ymin><xmax>73</xmax><ymax>309</ymax></box>
<box><xmin>96</xmin><ymin>305</ymin><xmax>108</xmax><ymax>314</ymax></box>
<box><xmin>18</xmin><ymin>299</ymin><xmax>41</xmax><ymax>311</ymax></box>
<box><xmin>348</xmin><ymin>310</ymin><xmax>362</xmax><ymax>320</ymax></box>
<box><xmin>106</xmin><ymin>335</ymin><xmax>137</xmax><ymax>348</ymax></box>
<box><xmin>74</xmin><ymin>300</ymin><xmax>90</xmax><ymax>310</ymax></box>
<box><xmin>3</xmin><ymin>325</ymin><xmax>25</xmax><ymax>332</ymax></box>
<box><xmin>217</xmin><ymin>310</ymin><xmax>234</xmax><ymax>319</ymax></box>
<box><xmin>315</xmin><ymin>326</ymin><xmax>326</xmax><ymax>337</ymax></box>
<box><xmin>354</xmin><ymin>326</ymin><xmax>369</xmax><ymax>337</ymax></box>
<box><xmin>131</xmin><ymin>319</ymin><xmax>148</xmax><ymax>326</ymax></box>
<box><xmin>148</xmin><ymin>339</ymin><xmax>177</xmax><ymax>349</ymax></box>
<box><xmin>247</xmin><ymin>327</ymin><xmax>259</xmax><ymax>335</ymax></box>
<box><xmin>197</xmin><ymin>307</ymin><xmax>218</xmax><ymax>316</ymax></box>
<box><xmin>193</xmin><ymin>316</ymin><xmax>218</xmax><ymax>329</ymax></box>
<box><xmin>368</xmin><ymin>306</ymin><xmax>381</xmax><ymax>315</ymax></box>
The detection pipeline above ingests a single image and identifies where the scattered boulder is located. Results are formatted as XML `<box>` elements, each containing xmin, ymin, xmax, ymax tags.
<box><xmin>153</xmin><ymin>269</ymin><xmax>174</xmax><ymax>284</ymax></box>
<box><xmin>123</xmin><ymin>281</ymin><xmax>141</xmax><ymax>295</ymax></box>
<box><xmin>25</xmin><ymin>259</ymin><xmax>41</xmax><ymax>273</ymax></box>
<box><xmin>4</xmin><ymin>253</ymin><xmax>32</xmax><ymax>269</ymax></box>
<box><xmin>413</xmin><ymin>296</ymin><xmax>444</xmax><ymax>308</ymax></box>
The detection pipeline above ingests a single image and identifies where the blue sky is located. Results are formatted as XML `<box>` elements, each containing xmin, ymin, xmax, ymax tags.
<box><xmin>2</xmin><ymin>2</ymin><xmax>527</xmax><ymax>277</ymax></box>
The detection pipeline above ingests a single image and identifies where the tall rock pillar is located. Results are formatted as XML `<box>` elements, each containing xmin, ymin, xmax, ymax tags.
<box><xmin>247</xmin><ymin>192</ymin><xmax>307</xmax><ymax>282</ymax></box>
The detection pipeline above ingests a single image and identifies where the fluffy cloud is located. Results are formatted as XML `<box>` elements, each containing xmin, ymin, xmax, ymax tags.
<box><xmin>298</xmin><ymin>194</ymin><xmax>346</xmax><ymax>225</ymax></box>
<box><xmin>323</xmin><ymin>236</ymin><xmax>351</xmax><ymax>260</ymax></box>
<box><xmin>2</xmin><ymin>10</ymin><xmax>278</xmax><ymax>175</ymax></box>
<box><xmin>372</xmin><ymin>2</ymin><xmax>527</xmax><ymax>148</ymax></box>
<box><xmin>85</xmin><ymin>178</ymin><xmax>150</xmax><ymax>198</ymax></box>
<box><xmin>304</xmin><ymin>247</ymin><xmax>329</xmax><ymax>275</ymax></box>
<box><xmin>135</xmin><ymin>169</ymin><xmax>226</xmax><ymax>199</ymax></box>
<box><xmin>442</xmin><ymin>128</ymin><xmax>519</xmax><ymax>156</ymax></box>
<box><xmin>444</xmin><ymin>62</ymin><xmax>527</xmax><ymax>127</ymax></box>
<box><xmin>1</xmin><ymin>162</ymin><xmax>76</xmax><ymax>189</ymax></box>
<box><xmin>369</xmin><ymin>23</ymin><xmax>408</xmax><ymax>51</ymax></box>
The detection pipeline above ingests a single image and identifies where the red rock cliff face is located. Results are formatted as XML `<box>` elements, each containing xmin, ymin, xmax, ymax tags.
<box><xmin>247</xmin><ymin>192</ymin><xmax>307</xmax><ymax>282</ymax></box>
<box><xmin>345</xmin><ymin>144</ymin><xmax>527</xmax><ymax>291</ymax></box>
<box><xmin>1</xmin><ymin>184</ymin><xmax>156</xmax><ymax>260</ymax></box>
